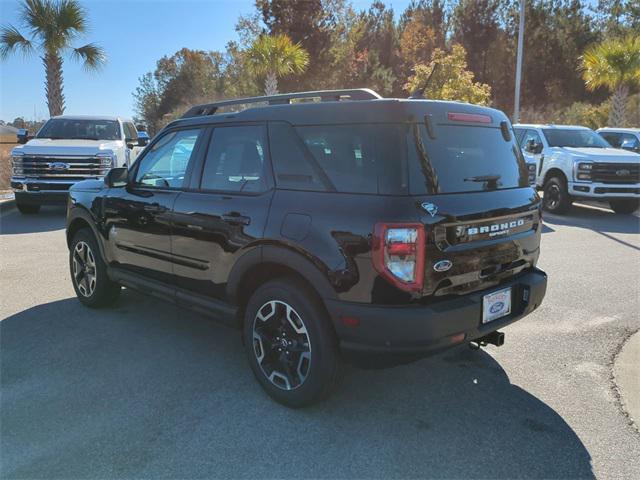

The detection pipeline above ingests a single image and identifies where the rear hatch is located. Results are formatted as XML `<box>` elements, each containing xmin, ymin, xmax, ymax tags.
<box><xmin>407</xmin><ymin>106</ymin><xmax>541</xmax><ymax>298</ymax></box>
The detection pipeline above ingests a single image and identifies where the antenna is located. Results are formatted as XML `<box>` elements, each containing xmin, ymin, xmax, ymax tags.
<box><xmin>409</xmin><ymin>62</ymin><xmax>440</xmax><ymax>99</ymax></box>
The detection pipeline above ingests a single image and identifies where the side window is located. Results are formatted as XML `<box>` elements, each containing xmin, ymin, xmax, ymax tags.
<box><xmin>124</xmin><ymin>122</ymin><xmax>137</xmax><ymax>141</ymax></box>
<box><xmin>620</xmin><ymin>133</ymin><xmax>639</xmax><ymax>149</ymax></box>
<box><xmin>134</xmin><ymin>129</ymin><xmax>202</xmax><ymax>188</ymax></box>
<box><xmin>269</xmin><ymin>122</ymin><xmax>326</xmax><ymax>191</ymax></box>
<box><xmin>200</xmin><ymin>125</ymin><xmax>269</xmax><ymax>193</ymax></box>
<box><xmin>600</xmin><ymin>132</ymin><xmax>621</xmax><ymax>147</ymax></box>
<box><xmin>522</xmin><ymin>129</ymin><xmax>543</xmax><ymax>147</ymax></box>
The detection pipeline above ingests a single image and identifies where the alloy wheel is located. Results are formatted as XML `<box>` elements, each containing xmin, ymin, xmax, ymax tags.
<box><xmin>545</xmin><ymin>183</ymin><xmax>561</xmax><ymax>210</ymax></box>
<box><xmin>252</xmin><ymin>300</ymin><xmax>312</xmax><ymax>391</ymax></box>
<box><xmin>72</xmin><ymin>241</ymin><xmax>97</xmax><ymax>297</ymax></box>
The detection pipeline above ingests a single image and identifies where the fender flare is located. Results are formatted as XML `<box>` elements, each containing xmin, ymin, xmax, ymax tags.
<box><xmin>226</xmin><ymin>244</ymin><xmax>338</xmax><ymax>304</ymax></box>
<box><xmin>66</xmin><ymin>205</ymin><xmax>109</xmax><ymax>261</ymax></box>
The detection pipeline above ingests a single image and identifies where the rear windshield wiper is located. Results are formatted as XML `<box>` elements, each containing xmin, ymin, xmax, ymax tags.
<box><xmin>464</xmin><ymin>175</ymin><xmax>501</xmax><ymax>182</ymax></box>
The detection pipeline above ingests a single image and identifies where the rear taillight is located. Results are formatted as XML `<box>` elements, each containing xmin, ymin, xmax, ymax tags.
<box><xmin>372</xmin><ymin>223</ymin><xmax>425</xmax><ymax>292</ymax></box>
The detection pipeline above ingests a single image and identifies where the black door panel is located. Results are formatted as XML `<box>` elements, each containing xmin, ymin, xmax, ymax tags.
<box><xmin>170</xmin><ymin>124</ymin><xmax>273</xmax><ymax>301</ymax></box>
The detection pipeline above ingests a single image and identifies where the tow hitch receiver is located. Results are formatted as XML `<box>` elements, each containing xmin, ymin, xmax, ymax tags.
<box><xmin>469</xmin><ymin>331</ymin><xmax>505</xmax><ymax>350</ymax></box>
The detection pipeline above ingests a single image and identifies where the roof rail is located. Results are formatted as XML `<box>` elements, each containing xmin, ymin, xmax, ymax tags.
<box><xmin>181</xmin><ymin>88</ymin><xmax>382</xmax><ymax>118</ymax></box>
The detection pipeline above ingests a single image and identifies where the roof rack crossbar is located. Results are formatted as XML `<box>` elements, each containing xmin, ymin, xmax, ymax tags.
<box><xmin>181</xmin><ymin>88</ymin><xmax>382</xmax><ymax>118</ymax></box>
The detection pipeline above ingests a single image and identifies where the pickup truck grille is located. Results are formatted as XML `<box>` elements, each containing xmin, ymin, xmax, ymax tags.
<box><xmin>591</xmin><ymin>163</ymin><xmax>640</xmax><ymax>184</ymax></box>
<box><xmin>13</xmin><ymin>155</ymin><xmax>111</xmax><ymax>179</ymax></box>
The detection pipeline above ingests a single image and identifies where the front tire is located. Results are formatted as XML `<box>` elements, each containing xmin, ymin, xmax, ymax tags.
<box><xmin>16</xmin><ymin>201</ymin><xmax>40</xmax><ymax>214</ymax></box>
<box><xmin>69</xmin><ymin>228</ymin><xmax>120</xmax><ymax>308</ymax></box>
<box><xmin>609</xmin><ymin>199</ymin><xmax>639</xmax><ymax>215</ymax></box>
<box><xmin>243</xmin><ymin>279</ymin><xmax>343</xmax><ymax>408</ymax></box>
<box><xmin>543</xmin><ymin>176</ymin><xmax>572</xmax><ymax>214</ymax></box>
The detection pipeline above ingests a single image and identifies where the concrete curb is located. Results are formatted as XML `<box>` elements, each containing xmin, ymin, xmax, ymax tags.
<box><xmin>614</xmin><ymin>330</ymin><xmax>640</xmax><ymax>433</ymax></box>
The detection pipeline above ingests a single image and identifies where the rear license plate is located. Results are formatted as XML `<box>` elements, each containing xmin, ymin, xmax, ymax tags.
<box><xmin>482</xmin><ymin>287</ymin><xmax>512</xmax><ymax>323</ymax></box>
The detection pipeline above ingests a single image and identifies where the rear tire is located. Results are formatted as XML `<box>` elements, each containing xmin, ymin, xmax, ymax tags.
<box><xmin>243</xmin><ymin>279</ymin><xmax>343</xmax><ymax>408</ymax></box>
<box><xmin>69</xmin><ymin>228</ymin><xmax>120</xmax><ymax>308</ymax></box>
<box><xmin>16</xmin><ymin>202</ymin><xmax>40</xmax><ymax>214</ymax></box>
<box><xmin>609</xmin><ymin>199</ymin><xmax>639</xmax><ymax>215</ymax></box>
<box><xmin>543</xmin><ymin>176</ymin><xmax>572</xmax><ymax>214</ymax></box>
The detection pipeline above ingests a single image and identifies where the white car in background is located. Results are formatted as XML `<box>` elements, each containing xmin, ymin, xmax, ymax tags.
<box><xmin>597</xmin><ymin>128</ymin><xmax>640</xmax><ymax>155</ymax></box>
<box><xmin>513</xmin><ymin>124</ymin><xmax>640</xmax><ymax>214</ymax></box>
<box><xmin>11</xmin><ymin>116</ymin><xmax>149</xmax><ymax>214</ymax></box>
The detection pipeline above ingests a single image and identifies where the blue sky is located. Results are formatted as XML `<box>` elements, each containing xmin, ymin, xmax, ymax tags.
<box><xmin>0</xmin><ymin>0</ymin><xmax>417</xmax><ymax>122</ymax></box>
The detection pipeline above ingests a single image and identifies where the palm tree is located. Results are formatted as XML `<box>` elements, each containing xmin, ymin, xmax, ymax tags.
<box><xmin>0</xmin><ymin>0</ymin><xmax>105</xmax><ymax>117</ymax></box>
<box><xmin>245</xmin><ymin>34</ymin><xmax>309</xmax><ymax>96</ymax></box>
<box><xmin>581</xmin><ymin>35</ymin><xmax>640</xmax><ymax>127</ymax></box>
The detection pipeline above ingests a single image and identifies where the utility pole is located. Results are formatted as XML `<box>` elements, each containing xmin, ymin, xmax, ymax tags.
<box><xmin>513</xmin><ymin>0</ymin><xmax>525</xmax><ymax>122</ymax></box>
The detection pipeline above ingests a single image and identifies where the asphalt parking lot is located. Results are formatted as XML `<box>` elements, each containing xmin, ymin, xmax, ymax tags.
<box><xmin>1</xmin><ymin>202</ymin><xmax>639</xmax><ymax>479</ymax></box>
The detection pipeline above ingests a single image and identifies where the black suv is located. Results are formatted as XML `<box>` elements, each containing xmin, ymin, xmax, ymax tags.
<box><xmin>66</xmin><ymin>89</ymin><xmax>547</xmax><ymax>407</ymax></box>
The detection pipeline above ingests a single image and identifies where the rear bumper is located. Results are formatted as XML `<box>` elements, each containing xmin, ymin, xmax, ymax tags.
<box><xmin>326</xmin><ymin>268</ymin><xmax>547</xmax><ymax>360</ymax></box>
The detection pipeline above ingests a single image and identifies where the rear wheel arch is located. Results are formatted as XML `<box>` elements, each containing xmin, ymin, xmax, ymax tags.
<box><xmin>227</xmin><ymin>245</ymin><xmax>338</xmax><ymax>309</ymax></box>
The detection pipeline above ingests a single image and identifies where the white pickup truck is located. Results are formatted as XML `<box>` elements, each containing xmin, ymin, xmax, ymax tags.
<box><xmin>11</xmin><ymin>115</ymin><xmax>149</xmax><ymax>214</ymax></box>
<box><xmin>514</xmin><ymin>124</ymin><xmax>640</xmax><ymax>214</ymax></box>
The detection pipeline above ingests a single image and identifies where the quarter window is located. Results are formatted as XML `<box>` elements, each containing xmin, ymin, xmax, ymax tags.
<box><xmin>200</xmin><ymin>125</ymin><xmax>269</xmax><ymax>193</ymax></box>
<box><xmin>134</xmin><ymin>129</ymin><xmax>202</xmax><ymax>188</ymax></box>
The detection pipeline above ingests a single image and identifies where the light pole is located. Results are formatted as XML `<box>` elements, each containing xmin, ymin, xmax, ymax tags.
<box><xmin>513</xmin><ymin>0</ymin><xmax>525</xmax><ymax>122</ymax></box>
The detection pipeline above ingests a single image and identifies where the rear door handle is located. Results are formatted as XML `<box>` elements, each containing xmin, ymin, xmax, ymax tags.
<box><xmin>221</xmin><ymin>213</ymin><xmax>250</xmax><ymax>226</ymax></box>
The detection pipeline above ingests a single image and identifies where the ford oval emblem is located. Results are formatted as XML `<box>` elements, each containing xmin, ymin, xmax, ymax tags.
<box><xmin>433</xmin><ymin>259</ymin><xmax>452</xmax><ymax>272</ymax></box>
<box><xmin>50</xmin><ymin>162</ymin><xmax>70</xmax><ymax>170</ymax></box>
<box><xmin>490</xmin><ymin>302</ymin><xmax>505</xmax><ymax>314</ymax></box>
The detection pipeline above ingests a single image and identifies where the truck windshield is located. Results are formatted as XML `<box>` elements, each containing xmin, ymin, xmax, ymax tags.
<box><xmin>37</xmin><ymin>119</ymin><xmax>121</xmax><ymax>141</ymax></box>
<box><xmin>542</xmin><ymin>128</ymin><xmax>610</xmax><ymax>148</ymax></box>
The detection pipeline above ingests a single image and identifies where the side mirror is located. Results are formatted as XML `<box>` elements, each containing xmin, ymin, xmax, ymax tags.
<box><xmin>137</xmin><ymin>131</ymin><xmax>150</xmax><ymax>147</ymax></box>
<box><xmin>17</xmin><ymin>129</ymin><xmax>29</xmax><ymax>144</ymax></box>
<box><xmin>104</xmin><ymin>167</ymin><xmax>129</xmax><ymax>187</ymax></box>
<box><xmin>525</xmin><ymin>139</ymin><xmax>543</xmax><ymax>154</ymax></box>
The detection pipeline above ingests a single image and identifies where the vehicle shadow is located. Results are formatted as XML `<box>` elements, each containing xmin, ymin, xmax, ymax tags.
<box><xmin>543</xmin><ymin>201</ymin><xmax>640</xmax><ymax>236</ymax></box>
<box><xmin>0</xmin><ymin>206</ymin><xmax>66</xmax><ymax>235</ymax></box>
<box><xmin>1</xmin><ymin>292</ymin><xmax>593</xmax><ymax>479</ymax></box>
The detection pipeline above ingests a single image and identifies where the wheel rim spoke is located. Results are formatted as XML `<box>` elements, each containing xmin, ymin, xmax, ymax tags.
<box><xmin>72</xmin><ymin>241</ymin><xmax>97</xmax><ymax>297</ymax></box>
<box><xmin>252</xmin><ymin>300</ymin><xmax>312</xmax><ymax>391</ymax></box>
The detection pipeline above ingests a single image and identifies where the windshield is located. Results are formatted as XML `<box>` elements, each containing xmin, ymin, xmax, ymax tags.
<box><xmin>542</xmin><ymin>128</ymin><xmax>610</xmax><ymax>148</ymax></box>
<box><xmin>37</xmin><ymin>119</ymin><xmax>121</xmax><ymax>141</ymax></box>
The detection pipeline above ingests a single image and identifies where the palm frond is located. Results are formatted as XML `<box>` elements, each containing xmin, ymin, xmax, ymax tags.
<box><xmin>581</xmin><ymin>35</ymin><xmax>640</xmax><ymax>91</ymax></box>
<box><xmin>22</xmin><ymin>0</ymin><xmax>55</xmax><ymax>39</ymax></box>
<box><xmin>71</xmin><ymin>42</ymin><xmax>105</xmax><ymax>70</ymax></box>
<box><xmin>55</xmin><ymin>0</ymin><xmax>87</xmax><ymax>36</ymax></box>
<box><xmin>0</xmin><ymin>25</ymin><xmax>34</xmax><ymax>59</ymax></box>
<box><xmin>245</xmin><ymin>34</ymin><xmax>309</xmax><ymax>78</ymax></box>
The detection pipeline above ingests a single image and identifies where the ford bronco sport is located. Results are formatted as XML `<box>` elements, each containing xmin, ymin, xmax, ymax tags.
<box><xmin>66</xmin><ymin>89</ymin><xmax>547</xmax><ymax>407</ymax></box>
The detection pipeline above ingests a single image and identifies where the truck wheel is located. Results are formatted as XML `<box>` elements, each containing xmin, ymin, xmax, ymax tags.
<box><xmin>16</xmin><ymin>202</ymin><xmax>40</xmax><ymax>214</ymax></box>
<box><xmin>69</xmin><ymin>228</ymin><xmax>120</xmax><ymax>308</ymax></box>
<box><xmin>609</xmin><ymin>199</ymin><xmax>639</xmax><ymax>215</ymax></box>
<box><xmin>543</xmin><ymin>176</ymin><xmax>572</xmax><ymax>214</ymax></box>
<box><xmin>243</xmin><ymin>279</ymin><xmax>343</xmax><ymax>408</ymax></box>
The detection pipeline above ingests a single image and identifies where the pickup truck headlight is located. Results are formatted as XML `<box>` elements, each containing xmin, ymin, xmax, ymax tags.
<box><xmin>11</xmin><ymin>152</ymin><xmax>25</xmax><ymax>176</ymax></box>
<box><xmin>575</xmin><ymin>162</ymin><xmax>592</xmax><ymax>182</ymax></box>
<box><xmin>527</xmin><ymin>163</ymin><xmax>537</xmax><ymax>185</ymax></box>
<box><xmin>95</xmin><ymin>152</ymin><xmax>115</xmax><ymax>168</ymax></box>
